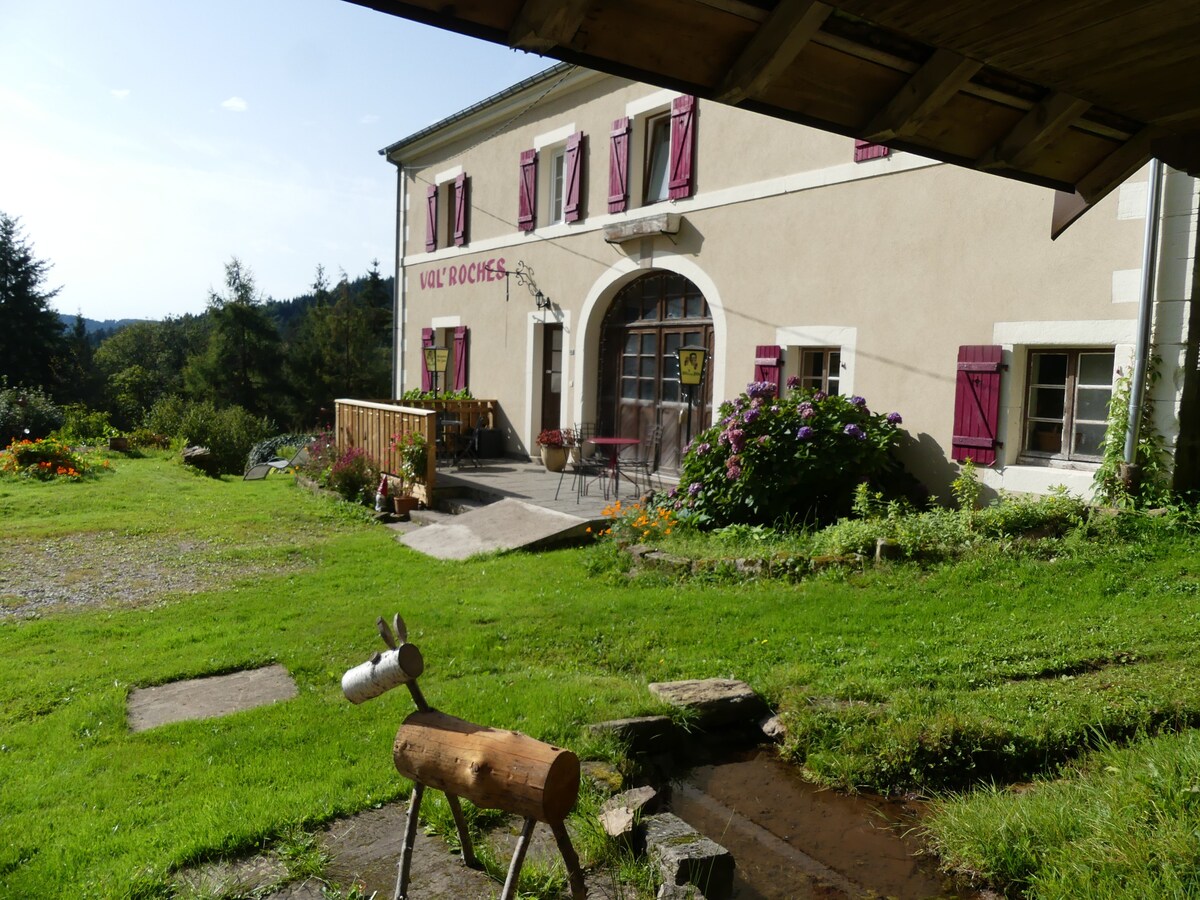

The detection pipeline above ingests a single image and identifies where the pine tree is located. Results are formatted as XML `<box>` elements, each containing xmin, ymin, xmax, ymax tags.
<box><xmin>0</xmin><ymin>213</ymin><xmax>66</xmax><ymax>390</ymax></box>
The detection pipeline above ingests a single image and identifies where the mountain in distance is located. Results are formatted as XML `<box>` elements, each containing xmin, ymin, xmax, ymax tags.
<box><xmin>57</xmin><ymin>314</ymin><xmax>151</xmax><ymax>336</ymax></box>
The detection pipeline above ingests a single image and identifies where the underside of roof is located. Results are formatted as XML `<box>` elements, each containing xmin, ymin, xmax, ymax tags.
<box><xmin>349</xmin><ymin>0</ymin><xmax>1200</xmax><ymax>236</ymax></box>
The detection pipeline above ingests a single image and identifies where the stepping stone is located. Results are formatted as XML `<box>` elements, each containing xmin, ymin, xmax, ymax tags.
<box><xmin>647</xmin><ymin>678</ymin><xmax>770</xmax><ymax>730</ymax></box>
<box><xmin>127</xmin><ymin>664</ymin><xmax>297</xmax><ymax>732</ymax></box>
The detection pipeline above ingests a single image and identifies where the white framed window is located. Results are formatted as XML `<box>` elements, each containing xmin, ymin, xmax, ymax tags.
<box><xmin>1022</xmin><ymin>349</ymin><xmax>1114</xmax><ymax>461</ymax></box>
<box><xmin>643</xmin><ymin>112</ymin><xmax>671</xmax><ymax>204</ymax></box>
<box><xmin>799</xmin><ymin>348</ymin><xmax>841</xmax><ymax>395</ymax></box>
<box><xmin>548</xmin><ymin>146</ymin><xmax>567</xmax><ymax>224</ymax></box>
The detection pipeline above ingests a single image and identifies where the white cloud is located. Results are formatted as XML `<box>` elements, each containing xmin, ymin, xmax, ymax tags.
<box><xmin>359</xmin><ymin>114</ymin><xmax>380</xmax><ymax>125</ymax></box>
<box><xmin>110</xmin><ymin>88</ymin><xmax>130</xmax><ymax>100</ymax></box>
<box><xmin>221</xmin><ymin>96</ymin><xmax>247</xmax><ymax>113</ymax></box>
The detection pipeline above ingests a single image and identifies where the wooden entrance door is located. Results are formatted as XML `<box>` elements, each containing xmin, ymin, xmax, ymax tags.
<box><xmin>598</xmin><ymin>272</ymin><xmax>712</xmax><ymax>475</ymax></box>
<box><xmin>541</xmin><ymin>323</ymin><xmax>563</xmax><ymax>432</ymax></box>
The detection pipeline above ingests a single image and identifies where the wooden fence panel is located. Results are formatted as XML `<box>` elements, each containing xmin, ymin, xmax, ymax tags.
<box><xmin>335</xmin><ymin>400</ymin><xmax>438</xmax><ymax>501</ymax></box>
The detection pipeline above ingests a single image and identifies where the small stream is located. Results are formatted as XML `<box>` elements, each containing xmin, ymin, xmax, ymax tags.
<box><xmin>665</xmin><ymin>750</ymin><xmax>978</xmax><ymax>899</ymax></box>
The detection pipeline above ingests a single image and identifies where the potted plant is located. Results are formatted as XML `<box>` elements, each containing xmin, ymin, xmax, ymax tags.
<box><xmin>536</xmin><ymin>428</ymin><xmax>570</xmax><ymax>472</ymax></box>
<box><xmin>389</xmin><ymin>431</ymin><xmax>428</xmax><ymax>516</ymax></box>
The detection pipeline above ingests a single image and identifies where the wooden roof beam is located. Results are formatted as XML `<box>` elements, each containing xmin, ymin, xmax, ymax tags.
<box><xmin>861</xmin><ymin>49</ymin><xmax>982</xmax><ymax>143</ymax></box>
<box><xmin>716</xmin><ymin>0</ymin><xmax>832</xmax><ymax>105</ymax></box>
<box><xmin>509</xmin><ymin>0</ymin><xmax>592</xmax><ymax>53</ymax></box>
<box><xmin>1054</xmin><ymin>126</ymin><xmax>1160</xmax><ymax>236</ymax></box>
<box><xmin>977</xmin><ymin>92</ymin><xmax>1092</xmax><ymax>171</ymax></box>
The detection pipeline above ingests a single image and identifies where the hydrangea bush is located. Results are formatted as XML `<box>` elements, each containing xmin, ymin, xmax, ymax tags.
<box><xmin>671</xmin><ymin>380</ymin><xmax>904</xmax><ymax>527</ymax></box>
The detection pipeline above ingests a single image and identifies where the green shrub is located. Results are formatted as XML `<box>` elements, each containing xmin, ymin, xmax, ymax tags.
<box><xmin>177</xmin><ymin>402</ymin><xmax>274</xmax><ymax>476</ymax></box>
<box><xmin>54</xmin><ymin>404</ymin><xmax>116</xmax><ymax>444</ymax></box>
<box><xmin>672</xmin><ymin>382</ymin><xmax>904</xmax><ymax>527</ymax></box>
<box><xmin>143</xmin><ymin>394</ymin><xmax>189</xmax><ymax>438</ymax></box>
<box><xmin>0</xmin><ymin>382</ymin><xmax>64</xmax><ymax>444</ymax></box>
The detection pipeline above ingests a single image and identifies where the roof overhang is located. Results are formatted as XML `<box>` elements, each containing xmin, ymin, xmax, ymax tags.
<box><xmin>350</xmin><ymin>0</ymin><xmax>1200</xmax><ymax>237</ymax></box>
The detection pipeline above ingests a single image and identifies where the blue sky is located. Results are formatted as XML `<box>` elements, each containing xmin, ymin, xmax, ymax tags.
<box><xmin>0</xmin><ymin>0</ymin><xmax>550</xmax><ymax>321</ymax></box>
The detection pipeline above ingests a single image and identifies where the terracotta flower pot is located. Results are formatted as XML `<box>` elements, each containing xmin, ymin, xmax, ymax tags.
<box><xmin>393</xmin><ymin>495</ymin><xmax>419</xmax><ymax>517</ymax></box>
<box><xmin>540</xmin><ymin>445</ymin><xmax>568</xmax><ymax>472</ymax></box>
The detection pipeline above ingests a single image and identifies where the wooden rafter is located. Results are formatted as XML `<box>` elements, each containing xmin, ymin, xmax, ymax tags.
<box><xmin>977</xmin><ymin>93</ymin><xmax>1092</xmax><ymax>171</ymax></box>
<box><xmin>861</xmin><ymin>49</ymin><xmax>982</xmax><ymax>142</ymax></box>
<box><xmin>716</xmin><ymin>0</ymin><xmax>833</xmax><ymax>105</ymax></box>
<box><xmin>1076</xmin><ymin>126</ymin><xmax>1162</xmax><ymax>203</ymax></box>
<box><xmin>509</xmin><ymin>0</ymin><xmax>593</xmax><ymax>52</ymax></box>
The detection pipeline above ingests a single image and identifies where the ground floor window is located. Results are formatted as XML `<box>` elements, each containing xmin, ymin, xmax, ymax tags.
<box><xmin>799</xmin><ymin>348</ymin><xmax>841</xmax><ymax>395</ymax></box>
<box><xmin>1023</xmin><ymin>349</ymin><xmax>1114</xmax><ymax>460</ymax></box>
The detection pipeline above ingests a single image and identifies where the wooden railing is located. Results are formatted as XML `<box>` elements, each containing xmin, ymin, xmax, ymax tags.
<box><xmin>391</xmin><ymin>398</ymin><xmax>497</xmax><ymax>429</ymax></box>
<box><xmin>335</xmin><ymin>399</ymin><xmax>438</xmax><ymax>503</ymax></box>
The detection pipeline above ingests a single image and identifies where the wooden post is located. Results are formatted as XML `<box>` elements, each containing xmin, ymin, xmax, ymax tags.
<box><xmin>500</xmin><ymin>817</ymin><xmax>537</xmax><ymax>900</ymax></box>
<box><xmin>393</xmin><ymin>710</ymin><xmax>580</xmax><ymax>825</ymax></box>
<box><xmin>393</xmin><ymin>783</ymin><xmax>424</xmax><ymax>900</ymax></box>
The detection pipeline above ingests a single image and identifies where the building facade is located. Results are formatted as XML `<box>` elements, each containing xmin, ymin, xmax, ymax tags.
<box><xmin>382</xmin><ymin>64</ymin><xmax>1200</xmax><ymax>499</ymax></box>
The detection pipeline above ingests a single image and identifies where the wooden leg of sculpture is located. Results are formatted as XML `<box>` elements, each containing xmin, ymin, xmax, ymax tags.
<box><xmin>393</xmin><ymin>783</ymin><xmax>424</xmax><ymax>900</ymax></box>
<box><xmin>550</xmin><ymin>821</ymin><xmax>587</xmax><ymax>899</ymax></box>
<box><xmin>445</xmin><ymin>793</ymin><xmax>479</xmax><ymax>868</ymax></box>
<box><xmin>499</xmin><ymin>817</ymin><xmax>537</xmax><ymax>900</ymax></box>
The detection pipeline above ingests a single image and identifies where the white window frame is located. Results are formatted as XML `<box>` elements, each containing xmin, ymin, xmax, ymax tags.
<box><xmin>1021</xmin><ymin>348</ymin><xmax>1115</xmax><ymax>463</ymax></box>
<box><xmin>548</xmin><ymin>146</ymin><xmax>567</xmax><ymax>225</ymax></box>
<box><xmin>625</xmin><ymin>90</ymin><xmax>680</xmax><ymax>210</ymax></box>
<box><xmin>432</xmin><ymin>165</ymin><xmax>463</xmax><ymax>250</ymax></box>
<box><xmin>776</xmin><ymin>326</ymin><xmax>857</xmax><ymax>397</ymax></box>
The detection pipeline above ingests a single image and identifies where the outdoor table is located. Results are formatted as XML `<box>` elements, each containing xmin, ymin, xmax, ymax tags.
<box><xmin>588</xmin><ymin>436</ymin><xmax>640</xmax><ymax>498</ymax></box>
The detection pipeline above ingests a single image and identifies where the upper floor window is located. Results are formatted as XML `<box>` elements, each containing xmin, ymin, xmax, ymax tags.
<box><xmin>519</xmin><ymin>131</ymin><xmax>584</xmax><ymax>233</ymax></box>
<box><xmin>549</xmin><ymin>147</ymin><xmax>567</xmax><ymax>224</ymax></box>
<box><xmin>424</xmin><ymin>172</ymin><xmax>468</xmax><ymax>252</ymax></box>
<box><xmin>644</xmin><ymin>113</ymin><xmax>671</xmax><ymax>204</ymax></box>
<box><xmin>609</xmin><ymin>95</ymin><xmax>697</xmax><ymax>214</ymax></box>
<box><xmin>1023</xmin><ymin>349</ymin><xmax>1114</xmax><ymax>461</ymax></box>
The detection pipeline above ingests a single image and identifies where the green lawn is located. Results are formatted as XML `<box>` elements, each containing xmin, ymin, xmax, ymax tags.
<box><xmin>4</xmin><ymin>453</ymin><xmax>1200</xmax><ymax>897</ymax></box>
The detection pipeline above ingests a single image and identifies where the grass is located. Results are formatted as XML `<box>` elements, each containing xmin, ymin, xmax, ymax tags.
<box><xmin>5</xmin><ymin>453</ymin><xmax>1200</xmax><ymax>896</ymax></box>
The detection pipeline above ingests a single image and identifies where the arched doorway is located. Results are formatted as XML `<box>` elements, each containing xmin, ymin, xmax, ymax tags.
<box><xmin>598</xmin><ymin>271</ymin><xmax>713</xmax><ymax>474</ymax></box>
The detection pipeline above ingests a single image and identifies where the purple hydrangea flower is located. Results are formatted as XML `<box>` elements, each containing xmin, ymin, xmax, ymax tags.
<box><xmin>844</xmin><ymin>423</ymin><xmax>866</xmax><ymax>440</ymax></box>
<box><xmin>757</xmin><ymin>435</ymin><xmax>770</xmax><ymax>445</ymax></box>
<box><xmin>886</xmin><ymin>412</ymin><xmax>903</xmax><ymax>425</ymax></box>
<box><xmin>688</xmin><ymin>481</ymin><xmax>702</xmax><ymax>496</ymax></box>
<box><xmin>743</xmin><ymin>407</ymin><xmax>760</xmax><ymax>424</ymax></box>
<box><xmin>667</xmin><ymin>487</ymin><xmax>678</xmax><ymax>498</ymax></box>
<box><xmin>797</xmin><ymin>426</ymin><xmax>814</xmax><ymax>441</ymax></box>
<box><xmin>770</xmin><ymin>405</ymin><xmax>781</xmax><ymax>413</ymax></box>
<box><xmin>814</xmin><ymin>391</ymin><xmax>827</xmax><ymax>402</ymax></box>
<box><xmin>785</xmin><ymin>375</ymin><xmax>801</xmax><ymax>389</ymax></box>
<box><xmin>851</xmin><ymin>395</ymin><xmax>867</xmax><ymax>407</ymax></box>
<box><xmin>727</xmin><ymin>428</ymin><xmax>747</xmax><ymax>453</ymax></box>
<box><xmin>799</xmin><ymin>403</ymin><xmax>815</xmax><ymax>418</ymax></box>
<box><xmin>696</xmin><ymin>442</ymin><xmax>711</xmax><ymax>455</ymax></box>
<box><xmin>726</xmin><ymin>464</ymin><xmax>742</xmax><ymax>480</ymax></box>
<box><xmin>746</xmin><ymin>381</ymin><xmax>778</xmax><ymax>400</ymax></box>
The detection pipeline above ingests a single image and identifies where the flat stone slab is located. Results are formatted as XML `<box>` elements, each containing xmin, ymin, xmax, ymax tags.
<box><xmin>644</xmin><ymin>812</ymin><xmax>734</xmax><ymax>900</ymax></box>
<box><xmin>648</xmin><ymin>679</ymin><xmax>770</xmax><ymax>729</ymax></box>
<box><xmin>127</xmin><ymin>664</ymin><xmax>297</xmax><ymax>732</ymax></box>
<box><xmin>400</xmin><ymin>497</ymin><xmax>597</xmax><ymax>559</ymax></box>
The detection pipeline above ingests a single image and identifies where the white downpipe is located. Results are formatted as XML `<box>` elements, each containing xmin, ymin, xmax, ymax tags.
<box><xmin>395</xmin><ymin>163</ymin><xmax>408</xmax><ymax>398</ymax></box>
<box><xmin>1123</xmin><ymin>158</ymin><xmax>1164</xmax><ymax>466</ymax></box>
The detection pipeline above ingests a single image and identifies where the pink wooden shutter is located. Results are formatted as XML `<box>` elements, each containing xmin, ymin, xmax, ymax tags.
<box><xmin>952</xmin><ymin>345</ymin><xmax>1003</xmax><ymax>466</ymax></box>
<box><xmin>452</xmin><ymin>326</ymin><xmax>469</xmax><ymax>392</ymax></box>
<box><xmin>753</xmin><ymin>345</ymin><xmax>782</xmax><ymax>389</ymax></box>
<box><xmin>453</xmin><ymin>174</ymin><xmax>468</xmax><ymax>246</ymax></box>
<box><xmin>668</xmin><ymin>95</ymin><xmax>697</xmax><ymax>200</ymax></box>
<box><xmin>518</xmin><ymin>149</ymin><xmax>537</xmax><ymax>232</ymax></box>
<box><xmin>854</xmin><ymin>140</ymin><xmax>891</xmax><ymax>162</ymax></box>
<box><xmin>420</xmin><ymin>327</ymin><xmax>435</xmax><ymax>392</ymax></box>
<box><xmin>425</xmin><ymin>185</ymin><xmax>438</xmax><ymax>252</ymax></box>
<box><xmin>563</xmin><ymin>132</ymin><xmax>583</xmax><ymax>223</ymax></box>
<box><xmin>608</xmin><ymin>117</ymin><xmax>630</xmax><ymax>213</ymax></box>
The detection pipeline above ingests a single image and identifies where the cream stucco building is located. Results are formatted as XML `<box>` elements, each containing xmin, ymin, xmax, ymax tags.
<box><xmin>382</xmin><ymin>64</ymin><xmax>1200</xmax><ymax>500</ymax></box>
